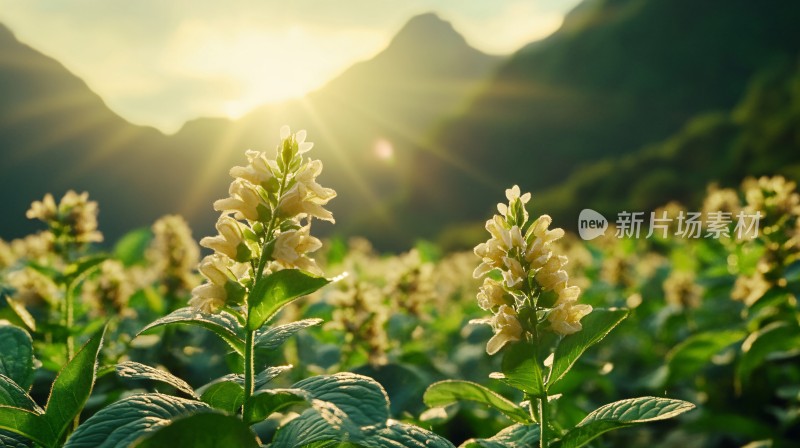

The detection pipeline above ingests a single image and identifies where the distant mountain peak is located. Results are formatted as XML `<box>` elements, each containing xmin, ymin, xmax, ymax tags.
<box><xmin>386</xmin><ymin>12</ymin><xmax>469</xmax><ymax>56</ymax></box>
<box><xmin>0</xmin><ymin>22</ymin><xmax>18</xmax><ymax>42</ymax></box>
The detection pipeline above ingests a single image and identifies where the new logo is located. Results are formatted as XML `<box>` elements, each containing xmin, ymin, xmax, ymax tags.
<box><xmin>578</xmin><ymin>209</ymin><xmax>608</xmax><ymax>240</ymax></box>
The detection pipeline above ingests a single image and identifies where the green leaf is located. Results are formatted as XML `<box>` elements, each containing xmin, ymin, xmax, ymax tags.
<box><xmin>115</xmin><ymin>362</ymin><xmax>198</xmax><ymax>399</ymax></box>
<box><xmin>548</xmin><ymin>308</ymin><xmax>628</xmax><ymax>389</ymax></box>
<box><xmin>63</xmin><ymin>255</ymin><xmax>107</xmax><ymax>286</ymax></box>
<box><xmin>459</xmin><ymin>424</ymin><xmax>540</xmax><ymax>448</ymax></box>
<box><xmin>132</xmin><ymin>412</ymin><xmax>259</xmax><ymax>447</ymax></box>
<box><xmin>200</xmin><ymin>381</ymin><xmax>244</xmax><ymax>415</ymax></box>
<box><xmin>255</xmin><ymin>318</ymin><xmax>323</xmax><ymax>352</ymax></box>
<box><xmin>43</xmin><ymin>325</ymin><xmax>106</xmax><ymax>446</ymax></box>
<box><xmin>666</xmin><ymin>329</ymin><xmax>746</xmax><ymax>383</ymax></box>
<box><xmin>293</xmin><ymin>373</ymin><xmax>389</xmax><ymax>428</ymax></box>
<box><xmin>64</xmin><ymin>393</ymin><xmax>209</xmax><ymax>448</ymax></box>
<box><xmin>493</xmin><ymin>341</ymin><xmax>544</xmax><ymax>397</ymax></box>
<box><xmin>737</xmin><ymin>322</ymin><xmax>800</xmax><ymax>392</ymax></box>
<box><xmin>113</xmin><ymin>228</ymin><xmax>152</xmax><ymax>267</ymax></box>
<box><xmin>244</xmin><ymin>388</ymin><xmax>310</xmax><ymax>424</ymax></box>
<box><xmin>0</xmin><ymin>407</ymin><xmax>53</xmax><ymax>447</ymax></box>
<box><xmin>137</xmin><ymin>307</ymin><xmax>245</xmax><ymax>356</ymax></box>
<box><xmin>363</xmin><ymin>420</ymin><xmax>455</xmax><ymax>448</ymax></box>
<box><xmin>0</xmin><ymin>430</ymin><xmax>34</xmax><ymax>448</ymax></box>
<box><xmin>553</xmin><ymin>397</ymin><xmax>695</xmax><ymax>448</ymax></box>
<box><xmin>246</xmin><ymin>270</ymin><xmax>330</xmax><ymax>330</ymax></box>
<box><xmin>275</xmin><ymin>374</ymin><xmax>450</xmax><ymax>448</ymax></box>
<box><xmin>3</xmin><ymin>297</ymin><xmax>36</xmax><ymax>333</ymax></box>
<box><xmin>195</xmin><ymin>365</ymin><xmax>291</xmax><ymax>397</ymax></box>
<box><xmin>272</xmin><ymin>407</ymin><xmax>363</xmax><ymax>447</ymax></box>
<box><xmin>0</xmin><ymin>375</ymin><xmax>41</xmax><ymax>412</ymax></box>
<box><xmin>255</xmin><ymin>365</ymin><xmax>293</xmax><ymax>390</ymax></box>
<box><xmin>0</xmin><ymin>325</ymin><xmax>34</xmax><ymax>390</ymax></box>
<box><xmin>300</xmin><ymin>442</ymin><xmax>366</xmax><ymax>448</ymax></box>
<box><xmin>423</xmin><ymin>380</ymin><xmax>531</xmax><ymax>424</ymax></box>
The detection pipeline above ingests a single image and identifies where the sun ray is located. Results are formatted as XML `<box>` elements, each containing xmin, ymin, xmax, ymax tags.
<box><xmin>295</xmin><ymin>96</ymin><xmax>393</xmax><ymax>225</ymax></box>
<box><xmin>177</xmin><ymin>119</ymin><xmax>246</xmax><ymax>220</ymax></box>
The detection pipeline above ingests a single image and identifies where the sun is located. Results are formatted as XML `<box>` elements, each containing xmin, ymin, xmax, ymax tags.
<box><xmin>164</xmin><ymin>22</ymin><xmax>385</xmax><ymax>121</ymax></box>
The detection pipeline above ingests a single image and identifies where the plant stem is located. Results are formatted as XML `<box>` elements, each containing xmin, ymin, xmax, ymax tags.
<box><xmin>65</xmin><ymin>284</ymin><xmax>75</xmax><ymax>362</ymax></box>
<box><xmin>529</xmin><ymin>295</ymin><xmax>548</xmax><ymax>448</ymax></box>
<box><xmin>539</xmin><ymin>395</ymin><xmax>549</xmax><ymax>448</ymax></box>
<box><xmin>242</xmin><ymin>328</ymin><xmax>255</xmax><ymax>420</ymax></box>
<box><xmin>64</xmin><ymin>284</ymin><xmax>79</xmax><ymax>434</ymax></box>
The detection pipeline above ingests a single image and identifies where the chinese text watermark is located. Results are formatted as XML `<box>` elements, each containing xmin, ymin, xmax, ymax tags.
<box><xmin>578</xmin><ymin>209</ymin><xmax>761</xmax><ymax>241</ymax></box>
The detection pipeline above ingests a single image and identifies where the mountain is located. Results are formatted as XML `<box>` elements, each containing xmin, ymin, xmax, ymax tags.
<box><xmin>0</xmin><ymin>23</ymin><xmax>177</xmax><ymax>243</ymax></box>
<box><xmin>166</xmin><ymin>13</ymin><xmax>502</xmax><ymax>247</ymax></box>
<box><xmin>409</xmin><ymin>0</ymin><xmax>800</xmax><ymax>237</ymax></box>
<box><xmin>0</xmin><ymin>14</ymin><xmax>502</xmax><ymax>248</ymax></box>
<box><xmin>531</xmin><ymin>59</ymin><xmax>800</xmax><ymax>229</ymax></box>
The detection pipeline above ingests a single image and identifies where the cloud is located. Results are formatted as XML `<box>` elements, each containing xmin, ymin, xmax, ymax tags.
<box><xmin>0</xmin><ymin>0</ymin><xmax>580</xmax><ymax>132</ymax></box>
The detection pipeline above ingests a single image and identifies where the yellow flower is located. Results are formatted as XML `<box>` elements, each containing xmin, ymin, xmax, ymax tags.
<box><xmin>524</xmin><ymin>237</ymin><xmax>552</xmax><ymax>269</ymax></box>
<box><xmin>147</xmin><ymin>214</ymin><xmax>200</xmax><ymax>292</ymax></box>
<box><xmin>189</xmin><ymin>283</ymin><xmax>227</xmax><ymax>313</ymax></box>
<box><xmin>556</xmin><ymin>285</ymin><xmax>581</xmax><ymax>305</ymax></box>
<box><xmin>473</xmin><ymin>218</ymin><xmax>525</xmax><ymax>278</ymax></box>
<box><xmin>213</xmin><ymin>179</ymin><xmax>264</xmax><ymax>221</ymax></box>
<box><xmin>273</xmin><ymin>225</ymin><xmax>323</xmax><ymax>274</ymax></box>
<box><xmin>502</xmin><ymin>256</ymin><xmax>526</xmax><ymax>288</ymax></box>
<box><xmin>496</xmin><ymin>185</ymin><xmax>531</xmax><ymax>218</ymax></box>
<box><xmin>279</xmin><ymin>160</ymin><xmax>336</xmax><ymax>223</ymax></box>
<box><xmin>476</xmin><ymin>278</ymin><xmax>507</xmax><ymax>310</ymax></box>
<box><xmin>528</xmin><ymin>214</ymin><xmax>564</xmax><ymax>245</ymax></box>
<box><xmin>663</xmin><ymin>271</ymin><xmax>702</xmax><ymax>309</ymax></box>
<box><xmin>200</xmin><ymin>216</ymin><xmax>246</xmax><ymax>260</ymax></box>
<box><xmin>198</xmin><ymin>254</ymin><xmax>231</xmax><ymax>286</ymax></box>
<box><xmin>0</xmin><ymin>239</ymin><xmax>14</xmax><ymax>269</ymax></box>
<box><xmin>27</xmin><ymin>191</ymin><xmax>103</xmax><ymax>244</ymax></box>
<box><xmin>731</xmin><ymin>272</ymin><xmax>770</xmax><ymax>307</ymax></box>
<box><xmin>486</xmin><ymin>305</ymin><xmax>523</xmax><ymax>355</ymax></box>
<box><xmin>280</xmin><ymin>125</ymin><xmax>314</xmax><ymax>154</ymax></box>
<box><xmin>548</xmin><ymin>302</ymin><xmax>592</xmax><ymax>336</ymax></box>
<box><xmin>535</xmin><ymin>255</ymin><xmax>569</xmax><ymax>291</ymax></box>
<box><xmin>229</xmin><ymin>149</ymin><xmax>277</xmax><ymax>186</ymax></box>
<box><xmin>7</xmin><ymin>267</ymin><xmax>60</xmax><ymax>306</ymax></box>
<box><xmin>26</xmin><ymin>193</ymin><xmax>57</xmax><ymax>221</ymax></box>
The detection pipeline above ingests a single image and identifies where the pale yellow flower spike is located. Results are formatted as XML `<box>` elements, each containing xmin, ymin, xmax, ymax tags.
<box><xmin>199</xmin><ymin>216</ymin><xmax>245</xmax><ymax>260</ymax></box>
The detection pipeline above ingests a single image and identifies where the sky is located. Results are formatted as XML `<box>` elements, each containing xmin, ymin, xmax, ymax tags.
<box><xmin>0</xmin><ymin>0</ymin><xmax>581</xmax><ymax>133</ymax></box>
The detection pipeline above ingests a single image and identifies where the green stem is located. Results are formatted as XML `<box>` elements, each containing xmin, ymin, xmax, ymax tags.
<box><xmin>64</xmin><ymin>283</ymin><xmax>78</xmax><ymax>434</ymax></box>
<box><xmin>539</xmin><ymin>395</ymin><xmax>549</xmax><ymax>448</ymax></box>
<box><xmin>529</xmin><ymin>299</ymin><xmax>548</xmax><ymax>448</ymax></box>
<box><xmin>242</xmin><ymin>329</ymin><xmax>255</xmax><ymax>419</ymax></box>
<box><xmin>65</xmin><ymin>284</ymin><xmax>75</xmax><ymax>362</ymax></box>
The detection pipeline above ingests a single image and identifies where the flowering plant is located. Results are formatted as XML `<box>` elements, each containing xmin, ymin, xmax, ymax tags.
<box><xmin>423</xmin><ymin>186</ymin><xmax>695</xmax><ymax>447</ymax></box>
<box><xmin>0</xmin><ymin>126</ymin><xmax>453</xmax><ymax>448</ymax></box>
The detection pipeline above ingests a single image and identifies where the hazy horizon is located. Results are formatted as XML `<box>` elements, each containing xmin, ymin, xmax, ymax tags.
<box><xmin>0</xmin><ymin>0</ymin><xmax>580</xmax><ymax>133</ymax></box>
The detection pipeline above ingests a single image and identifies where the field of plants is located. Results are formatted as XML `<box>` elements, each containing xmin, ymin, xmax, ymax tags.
<box><xmin>0</xmin><ymin>127</ymin><xmax>798</xmax><ymax>447</ymax></box>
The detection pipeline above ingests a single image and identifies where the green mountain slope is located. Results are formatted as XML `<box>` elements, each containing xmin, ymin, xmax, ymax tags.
<box><xmin>0</xmin><ymin>23</ymin><xmax>177</xmax><ymax>241</ymax></box>
<box><xmin>410</xmin><ymin>0</ymin><xmax>800</xmax><ymax>230</ymax></box>
<box><xmin>533</xmin><ymin>60</ymin><xmax>800</xmax><ymax>229</ymax></box>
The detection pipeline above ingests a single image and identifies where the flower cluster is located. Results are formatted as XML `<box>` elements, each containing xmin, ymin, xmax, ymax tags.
<box><xmin>189</xmin><ymin>126</ymin><xmax>335</xmax><ymax>314</ymax></box>
<box><xmin>146</xmin><ymin>214</ymin><xmax>200</xmax><ymax>296</ymax></box>
<box><xmin>83</xmin><ymin>260</ymin><xmax>135</xmax><ymax>317</ymax></box>
<box><xmin>383</xmin><ymin>249</ymin><xmax>436</xmax><ymax>317</ymax></box>
<box><xmin>732</xmin><ymin>176</ymin><xmax>800</xmax><ymax>306</ymax></box>
<box><xmin>6</xmin><ymin>267</ymin><xmax>60</xmax><ymax>307</ymax></box>
<box><xmin>663</xmin><ymin>270</ymin><xmax>703</xmax><ymax>309</ymax></box>
<box><xmin>473</xmin><ymin>186</ymin><xmax>591</xmax><ymax>355</ymax></box>
<box><xmin>26</xmin><ymin>190</ymin><xmax>102</xmax><ymax>254</ymax></box>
